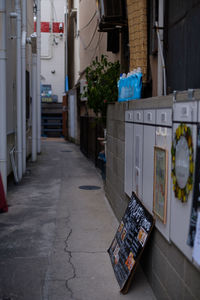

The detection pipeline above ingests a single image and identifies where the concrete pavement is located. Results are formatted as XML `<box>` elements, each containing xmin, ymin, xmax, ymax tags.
<box><xmin>0</xmin><ymin>139</ymin><xmax>156</xmax><ymax>300</ymax></box>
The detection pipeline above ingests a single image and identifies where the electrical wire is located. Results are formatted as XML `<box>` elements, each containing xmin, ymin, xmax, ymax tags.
<box><xmin>78</xmin><ymin>32</ymin><xmax>103</xmax><ymax>75</ymax></box>
<box><xmin>79</xmin><ymin>10</ymin><xmax>97</xmax><ymax>31</ymax></box>
<box><xmin>28</xmin><ymin>19</ymin><xmax>34</xmax><ymax>32</ymax></box>
<box><xmin>90</xmin><ymin>32</ymin><xmax>103</xmax><ymax>62</ymax></box>
<box><xmin>83</xmin><ymin>23</ymin><xmax>98</xmax><ymax>50</ymax></box>
<box><xmin>52</xmin><ymin>2</ymin><xmax>58</xmax><ymax>22</ymax></box>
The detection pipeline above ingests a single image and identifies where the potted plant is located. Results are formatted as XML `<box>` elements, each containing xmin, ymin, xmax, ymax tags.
<box><xmin>83</xmin><ymin>55</ymin><xmax>120</xmax><ymax>126</ymax></box>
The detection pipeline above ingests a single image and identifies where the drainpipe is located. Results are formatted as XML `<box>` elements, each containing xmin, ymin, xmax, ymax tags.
<box><xmin>22</xmin><ymin>0</ymin><xmax>27</xmax><ymax>174</ymax></box>
<box><xmin>36</xmin><ymin>0</ymin><xmax>41</xmax><ymax>154</ymax></box>
<box><xmin>157</xmin><ymin>0</ymin><xmax>164</xmax><ymax>96</ymax></box>
<box><xmin>31</xmin><ymin>36</ymin><xmax>37</xmax><ymax>162</ymax></box>
<box><xmin>155</xmin><ymin>21</ymin><xmax>166</xmax><ymax>96</ymax></box>
<box><xmin>0</xmin><ymin>0</ymin><xmax>7</xmax><ymax>194</ymax></box>
<box><xmin>64</xmin><ymin>2</ymin><xmax>68</xmax><ymax>92</ymax></box>
<box><xmin>15</xmin><ymin>0</ymin><xmax>23</xmax><ymax>181</ymax></box>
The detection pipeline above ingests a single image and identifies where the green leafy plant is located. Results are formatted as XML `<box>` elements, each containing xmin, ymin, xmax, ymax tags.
<box><xmin>83</xmin><ymin>55</ymin><xmax>120</xmax><ymax>123</ymax></box>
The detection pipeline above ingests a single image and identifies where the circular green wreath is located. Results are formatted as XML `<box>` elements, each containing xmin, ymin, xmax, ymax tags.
<box><xmin>171</xmin><ymin>123</ymin><xmax>194</xmax><ymax>203</ymax></box>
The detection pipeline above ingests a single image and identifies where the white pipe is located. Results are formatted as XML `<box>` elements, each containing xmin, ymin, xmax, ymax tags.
<box><xmin>155</xmin><ymin>21</ymin><xmax>167</xmax><ymax>96</ymax></box>
<box><xmin>157</xmin><ymin>0</ymin><xmax>164</xmax><ymax>96</ymax></box>
<box><xmin>10</xmin><ymin>147</ymin><xmax>19</xmax><ymax>183</ymax></box>
<box><xmin>40</xmin><ymin>33</ymin><xmax>53</xmax><ymax>60</ymax></box>
<box><xmin>22</xmin><ymin>0</ymin><xmax>27</xmax><ymax>174</ymax></box>
<box><xmin>32</xmin><ymin>50</ymin><xmax>37</xmax><ymax>162</ymax></box>
<box><xmin>0</xmin><ymin>0</ymin><xmax>7</xmax><ymax>194</ymax></box>
<box><xmin>100</xmin><ymin>0</ymin><xmax>105</xmax><ymax>17</ymax></box>
<box><xmin>36</xmin><ymin>0</ymin><xmax>41</xmax><ymax>154</ymax></box>
<box><xmin>15</xmin><ymin>0</ymin><xmax>23</xmax><ymax>181</ymax></box>
<box><xmin>64</xmin><ymin>3</ymin><xmax>68</xmax><ymax>90</ymax></box>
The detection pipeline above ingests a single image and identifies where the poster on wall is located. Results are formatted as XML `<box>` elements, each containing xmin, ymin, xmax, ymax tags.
<box><xmin>108</xmin><ymin>192</ymin><xmax>155</xmax><ymax>294</ymax></box>
<box><xmin>153</xmin><ymin>147</ymin><xmax>168</xmax><ymax>223</ymax></box>
<box><xmin>188</xmin><ymin>124</ymin><xmax>200</xmax><ymax>247</ymax></box>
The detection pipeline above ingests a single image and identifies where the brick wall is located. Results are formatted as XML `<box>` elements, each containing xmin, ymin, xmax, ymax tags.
<box><xmin>127</xmin><ymin>0</ymin><xmax>148</xmax><ymax>83</ymax></box>
<box><xmin>105</xmin><ymin>95</ymin><xmax>200</xmax><ymax>299</ymax></box>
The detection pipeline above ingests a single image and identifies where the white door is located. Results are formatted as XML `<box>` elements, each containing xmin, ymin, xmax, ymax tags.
<box><xmin>133</xmin><ymin>110</ymin><xmax>143</xmax><ymax>200</ymax></box>
<box><xmin>170</xmin><ymin>102</ymin><xmax>197</xmax><ymax>260</ymax></box>
<box><xmin>143</xmin><ymin>110</ymin><xmax>156</xmax><ymax>212</ymax></box>
<box><xmin>124</xmin><ymin>111</ymin><xmax>134</xmax><ymax>197</ymax></box>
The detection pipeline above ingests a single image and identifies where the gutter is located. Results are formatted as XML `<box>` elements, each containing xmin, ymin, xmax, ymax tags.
<box><xmin>22</xmin><ymin>0</ymin><xmax>27</xmax><ymax>174</ymax></box>
<box><xmin>36</xmin><ymin>0</ymin><xmax>41</xmax><ymax>154</ymax></box>
<box><xmin>0</xmin><ymin>0</ymin><xmax>7</xmax><ymax>193</ymax></box>
<box><xmin>12</xmin><ymin>0</ymin><xmax>23</xmax><ymax>181</ymax></box>
<box><xmin>31</xmin><ymin>35</ymin><xmax>37</xmax><ymax>162</ymax></box>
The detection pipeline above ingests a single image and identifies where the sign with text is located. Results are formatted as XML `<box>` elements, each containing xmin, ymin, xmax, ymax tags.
<box><xmin>108</xmin><ymin>192</ymin><xmax>155</xmax><ymax>294</ymax></box>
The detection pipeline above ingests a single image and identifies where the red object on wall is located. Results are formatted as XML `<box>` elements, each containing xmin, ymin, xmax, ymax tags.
<box><xmin>34</xmin><ymin>21</ymin><xmax>50</xmax><ymax>32</ymax></box>
<box><xmin>41</xmin><ymin>22</ymin><xmax>50</xmax><ymax>32</ymax></box>
<box><xmin>0</xmin><ymin>173</ymin><xmax>8</xmax><ymax>213</ymax></box>
<box><xmin>53</xmin><ymin>22</ymin><xmax>64</xmax><ymax>33</ymax></box>
<box><xmin>34</xmin><ymin>21</ymin><xmax>64</xmax><ymax>33</ymax></box>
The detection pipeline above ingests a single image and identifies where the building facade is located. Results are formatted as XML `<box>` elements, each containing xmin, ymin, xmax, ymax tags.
<box><xmin>40</xmin><ymin>0</ymin><xmax>66</xmax><ymax>103</ymax></box>
<box><xmin>0</xmin><ymin>0</ymin><xmax>36</xmax><ymax>193</ymax></box>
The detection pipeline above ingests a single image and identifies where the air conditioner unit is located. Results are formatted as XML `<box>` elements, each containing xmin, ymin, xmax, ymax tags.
<box><xmin>100</xmin><ymin>0</ymin><xmax>123</xmax><ymax>18</ymax></box>
<box><xmin>98</xmin><ymin>0</ymin><xmax>127</xmax><ymax>32</ymax></box>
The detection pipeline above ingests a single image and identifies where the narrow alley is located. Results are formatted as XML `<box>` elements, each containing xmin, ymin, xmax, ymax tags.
<box><xmin>0</xmin><ymin>139</ymin><xmax>156</xmax><ymax>300</ymax></box>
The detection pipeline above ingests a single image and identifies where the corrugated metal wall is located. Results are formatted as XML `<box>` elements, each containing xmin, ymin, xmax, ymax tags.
<box><xmin>165</xmin><ymin>0</ymin><xmax>200</xmax><ymax>92</ymax></box>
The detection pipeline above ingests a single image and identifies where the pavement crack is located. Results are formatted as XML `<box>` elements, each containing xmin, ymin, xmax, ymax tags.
<box><xmin>71</xmin><ymin>250</ymin><xmax>106</xmax><ymax>254</ymax></box>
<box><xmin>65</xmin><ymin>228</ymin><xmax>72</xmax><ymax>249</ymax></box>
<box><xmin>64</xmin><ymin>249</ymin><xmax>77</xmax><ymax>300</ymax></box>
<box><xmin>64</xmin><ymin>218</ymin><xmax>79</xmax><ymax>300</ymax></box>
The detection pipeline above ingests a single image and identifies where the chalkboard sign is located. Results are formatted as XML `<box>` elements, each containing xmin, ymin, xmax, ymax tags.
<box><xmin>108</xmin><ymin>192</ymin><xmax>155</xmax><ymax>294</ymax></box>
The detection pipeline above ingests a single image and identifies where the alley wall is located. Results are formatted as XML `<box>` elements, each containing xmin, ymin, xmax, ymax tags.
<box><xmin>40</xmin><ymin>0</ymin><xmax>65</xmax><ymax>102</ymax></box>
<box><xmin>105</xmin><ymin>94</ymin><xmax>200</xmax><ymax>299</ymax></box>
<box><xmin>79</xmin><ymin>0</ymin><xmax>120</xmax><ymax>79</ymax></box>
<box><xmin>6</xmin><ymin>0</ymin><xmax>33</xmax><ymax>176</ymax></box>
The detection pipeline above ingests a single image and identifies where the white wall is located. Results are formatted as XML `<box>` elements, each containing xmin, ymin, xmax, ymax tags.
<box><xmin>79</xmin><ymin>0</ymin><xmax>119</xmax><ymax>76</ymax></box>
<box><xmin>41</xmin><ymin>0</ymin><xmax>65</xmax><ymax>102</ymax></box>
<box><xmin>73</xmin><ymin>0</ymin><xmax>80</xmax><ymax>84</ymax></box>
<box><xmin>6</xmin><ymin>1</ymin><xmax>16</xmax><ymax>135</ymax></box>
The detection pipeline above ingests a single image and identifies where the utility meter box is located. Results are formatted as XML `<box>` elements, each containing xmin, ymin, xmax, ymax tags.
<box><xmin>133</xmin><ymin>110</ymin><xmax>144</xmax><ymax>199</ymax></box>
<box><xmin>124</xmin><ymin>110</ymin><xmax>134</xmax><ymax>197</ymax></box>
<box><xmin>143</xmin><ymin>109</ymin><xmax>156</xmax><ymax>212</ymax></box>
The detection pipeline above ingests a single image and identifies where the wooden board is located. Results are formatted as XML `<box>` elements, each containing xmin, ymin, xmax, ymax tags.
<box><xmin>108</xmin><ymin>192</ymin><xmax>155</xmax><ymax>294</ymax></box>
